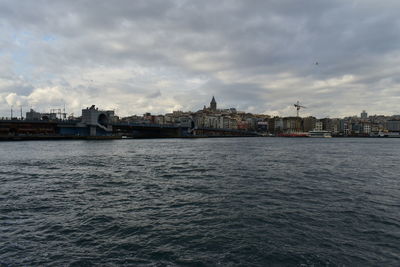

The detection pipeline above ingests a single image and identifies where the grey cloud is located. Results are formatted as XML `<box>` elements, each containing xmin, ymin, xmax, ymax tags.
<box><xmin>1</xmin><ymin>0</ymin><xmax>400</xmax><ymax>117</ymax></box>
<box><xmin>146</xmin><ymin>90</ymin><xmax>162</xmax><ymax>99</ymax></box>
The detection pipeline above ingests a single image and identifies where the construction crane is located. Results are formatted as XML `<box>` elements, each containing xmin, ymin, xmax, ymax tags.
<box><xmin>294</xmin><ymin>101</ymin><xmax>306</xmax><ymax>117</ymax></box>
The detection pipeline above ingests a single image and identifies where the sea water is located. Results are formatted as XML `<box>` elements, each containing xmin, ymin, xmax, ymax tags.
<box><xmin>1</xmin><ymin>138</ymin><xmax>399</xmax><ymax>266</ymax></box>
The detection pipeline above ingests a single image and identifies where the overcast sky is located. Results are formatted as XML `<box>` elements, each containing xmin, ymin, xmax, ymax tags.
<box><xmin>1</xmin><ymin>0</ymin><xmax>400</xmax><ymax>118</ymax></box>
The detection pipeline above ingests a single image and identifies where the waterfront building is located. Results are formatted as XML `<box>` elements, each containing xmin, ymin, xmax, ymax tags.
<box><xmin>267</xmin><ymin>118</ymin><xmax>276</xmax><ymax>134</ymax></box>
<box><xmin>315</xmin><ymin>121</ymin><xmax>323</xmax><ymax>131</ymax></box>
<box><xmin>338</xmin><ymin>119</ymin><xmax>351</xmax><ymax>136</ymax></box>
<box><xmin>351</xmin><ymin>122</ymin><xmax>362</xmax><ymax>135</ymax></box>
<box><xmin>237</xmin><ymin>120</ymin><xmax>251</xmax><ymax>130</ymax></box>
<box><xmin>387</xmin><ymin>120</ymin><xmax>400</xmax><ymax>132</ymax></box>
<box><xmin>283</xmin><ymin>117</ymin><xmax>302</xmax><ymax>133</ymax></box>
<box><xmin>274</xmin><ymin>118</ymin><xmax>284</xmax><ymax>133</ymax></box>
<box><xmin>371</xmin><ymin>124</ymin><xmax>380</xmax><ymax>134</ymax></box>
<box><xmin>204</xmin><ymin>115</ymin><xmax>219</xmax><ymax>128</ymax></box>
<box><xmin>120</xmin><ymin>115</ymin><xmax>148</xmax><ymax>124</ymax></box>
<box><xmin>330</xmin><ymin>119</ymin><xmax>340</xmax><ymax>135</ymax></box>
<box><xmin>249</xmin><ymin>118</ymin><xmax>259</xmax><ymax>130</ymax></box>
<box><xmin>320</xmin><ymin>118</ymin><xmax>334</xmax><ymax>132</ymax></box>
<box><xmin>192</xmin><ymin>114</ymin><xmax>206</xmax><ymax>128</ymax></box>
<box><xmin>363</xmin><ymin>123</ymin><xmax>372</xmax><ymax>135</ymax></box>
<box><xmin>154</xmin><ymin>115</ymin><xmax>165</xmax><ymax>125</ymax></box>
<box><xmin>218</xmin><ymin>116</ymin><xmax>237</xmax><ymax>129</ymax></box>
<box><xmin>176</xmin><ymin>116</ymin><xmax>192</xmax><ymax>127</ymax></box>
<box><xmin>257</xmin><ymin>121</ymin><xmax>268</xmax><ymax>132</ymax></box>
<box><xmin>303</xmin><ymin>116</ymin><xmax>317</xmax><ymax>132</ymax></box>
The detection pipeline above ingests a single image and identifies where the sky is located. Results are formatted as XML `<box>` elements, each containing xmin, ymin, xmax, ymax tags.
<box><xmin>1</xmin><ymin>0</ymin><xmax>400</xmax><ymax>118</ymax></box>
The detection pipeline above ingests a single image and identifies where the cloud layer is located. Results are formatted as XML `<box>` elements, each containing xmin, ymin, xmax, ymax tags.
<box><xmin>1</xmin><ymin>0</ymin><xmax>400</xmax><ymax>117</ymax></box>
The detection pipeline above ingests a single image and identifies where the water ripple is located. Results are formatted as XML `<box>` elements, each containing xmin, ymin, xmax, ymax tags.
<box><xmin>1</xmin><ymin>138</ymin><xmax>400</xmax><ymax>266</ymax></box>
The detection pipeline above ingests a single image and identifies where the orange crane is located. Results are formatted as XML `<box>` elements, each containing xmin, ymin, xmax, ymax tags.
<box><xmin>294</xmin><ymin>101</ymin><xmax>306</xmax><ymax>117</ymax></box>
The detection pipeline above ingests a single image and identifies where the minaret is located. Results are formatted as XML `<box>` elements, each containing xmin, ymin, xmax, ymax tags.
<box><xmin>210</xmin><ymin>96</ymin><xmax>217</xmax><ymax>111</ymax></box>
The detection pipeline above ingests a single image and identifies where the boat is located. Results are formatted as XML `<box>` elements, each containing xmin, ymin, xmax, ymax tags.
<box><xmin>308</xmin><ymin>130</ymin><xmax>332</xmax><ymax>138</ymax></box>
<box><xmin>278</xmin><ymin>132</ymin><xmax>309</xmax><ymax>137</ymax></box>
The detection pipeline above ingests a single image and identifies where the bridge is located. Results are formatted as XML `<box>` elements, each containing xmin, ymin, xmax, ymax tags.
<box><xmin>113</xmin><ymin>123</ymin><xmax>259</xmax><ymax>138</ymax></box>
<box><xmin>0</xmin><ymin>119</ymin><xmax>259</xmax><ymax>140</ymax></box>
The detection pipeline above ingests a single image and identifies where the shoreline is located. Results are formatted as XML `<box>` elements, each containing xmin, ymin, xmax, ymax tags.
<box><xmin>1</xmin><ymin>135</ymin><xmax>399</xmax><ymax>141</ymax></box>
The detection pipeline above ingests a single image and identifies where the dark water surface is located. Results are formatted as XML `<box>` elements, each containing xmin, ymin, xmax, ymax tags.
<box><xmin>1</xmin><ymin>138</ymin><xmax>399</xmax><ymax>266</ymax></box>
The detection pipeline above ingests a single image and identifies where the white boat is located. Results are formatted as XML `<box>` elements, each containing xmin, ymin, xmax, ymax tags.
<box><xmin>308</xmin><ymin>130</ymin><xmax>332</xmax><ymax>138</ymax></box>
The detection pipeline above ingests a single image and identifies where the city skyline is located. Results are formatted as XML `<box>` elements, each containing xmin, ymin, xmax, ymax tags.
<box><xmin>5</xmin><ymin>96</ymin><xmax>400</xmax><ymax>138</ymax></box>
<box><xmin>1</xmin><ymin>1</ymin><xmax>400</xmax><ymax>118</ymax></box>
<box><xmin>2</xmin><ymin>96</ymin><xmax>399</xmax><ymax>120</ymax></box>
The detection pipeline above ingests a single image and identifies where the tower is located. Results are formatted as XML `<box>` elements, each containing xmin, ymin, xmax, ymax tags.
<box><xmin>210</xmin><ymin>96</ymin><xmax>217</xmax><ymax>111</ymax></box>
<box><xmin>361</xmin><ymin>110</ymin><xmax>368</xmax><ymax>119</ymax></box>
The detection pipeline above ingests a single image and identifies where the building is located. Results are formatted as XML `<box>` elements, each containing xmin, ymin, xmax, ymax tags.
<box><xmin>237</xmin><ymin>120</ymin><xmax>251</xmax><ymax>130</ymax></box>
<box><xmin>26</xmin><ymin>109</ymin><xmax>58</xmax><ymax>121</ymax></box>
<box><xmin>303</xmin><ymin>116</ymin><xmax>316</xmax><ymax>132</ymax></box>
<box><xmin>81</xmin><ymin>105</ymin><xmax>115</xmax><ymax>136</ymax></box>
<box><xmin>315</xmin><ymin>121</ymin><xmax>323</xmax><ymax>131</ymax></box>
<box><xmin>210</xmin><ymin>96</ymin><xmax>217</xmax><ymax>111</ymax></box>
<box><xmin>154</xmin><ymin>115</ymin><xmax>165</xmax><ymax>125</ymax></box>
<box><xmin>82</xmin><ymin>105</ymin><xmax>115</xmax><ymax>125</ymax></box>
<box><xmin>320</xmin><ymin>118</ymin><xmax>333</xmax><ymax>132</ymax></box>
<box><xmin>363</xmin><ymin>123</ymin><xmax>371</xmax><ymax>135</ymax></box>
<box><xmin>361</xmin><ymin>110</ymin><xmax>368</xmax><ymax>119</ymax></box>
<box><xmin>387</xmin><ymin>120</ymin><xmax>400</xmax><ymax>132</ymax></box>
<box><xmin>274</xmin><ymin>118</ymin><xmax>284</xmax><ymax>133</ymax></box>
<box><xmin>26</xmin><ymin>109</ymin><xmax>42</xmax><ymax>120</ymax></box>
<box><xmin>283</xmin><ymin>117</ymin><xmax>302</xmax><ymax>133</ymax></box>
<box><xmin>267</xmin><ymin>118</ymin><xmax>276</xmax><ymax>133</ymax></box>
<box><xmin>257</xmin><ymin>121</ymin><xmax>268</xmax><ymax>132</ymax></box>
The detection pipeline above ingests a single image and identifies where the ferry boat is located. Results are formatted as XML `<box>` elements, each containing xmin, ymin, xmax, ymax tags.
<box><xmin>308</xmin><ymin>130</ymin><xmax>332</xmax><ymax>138</ymax></box>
